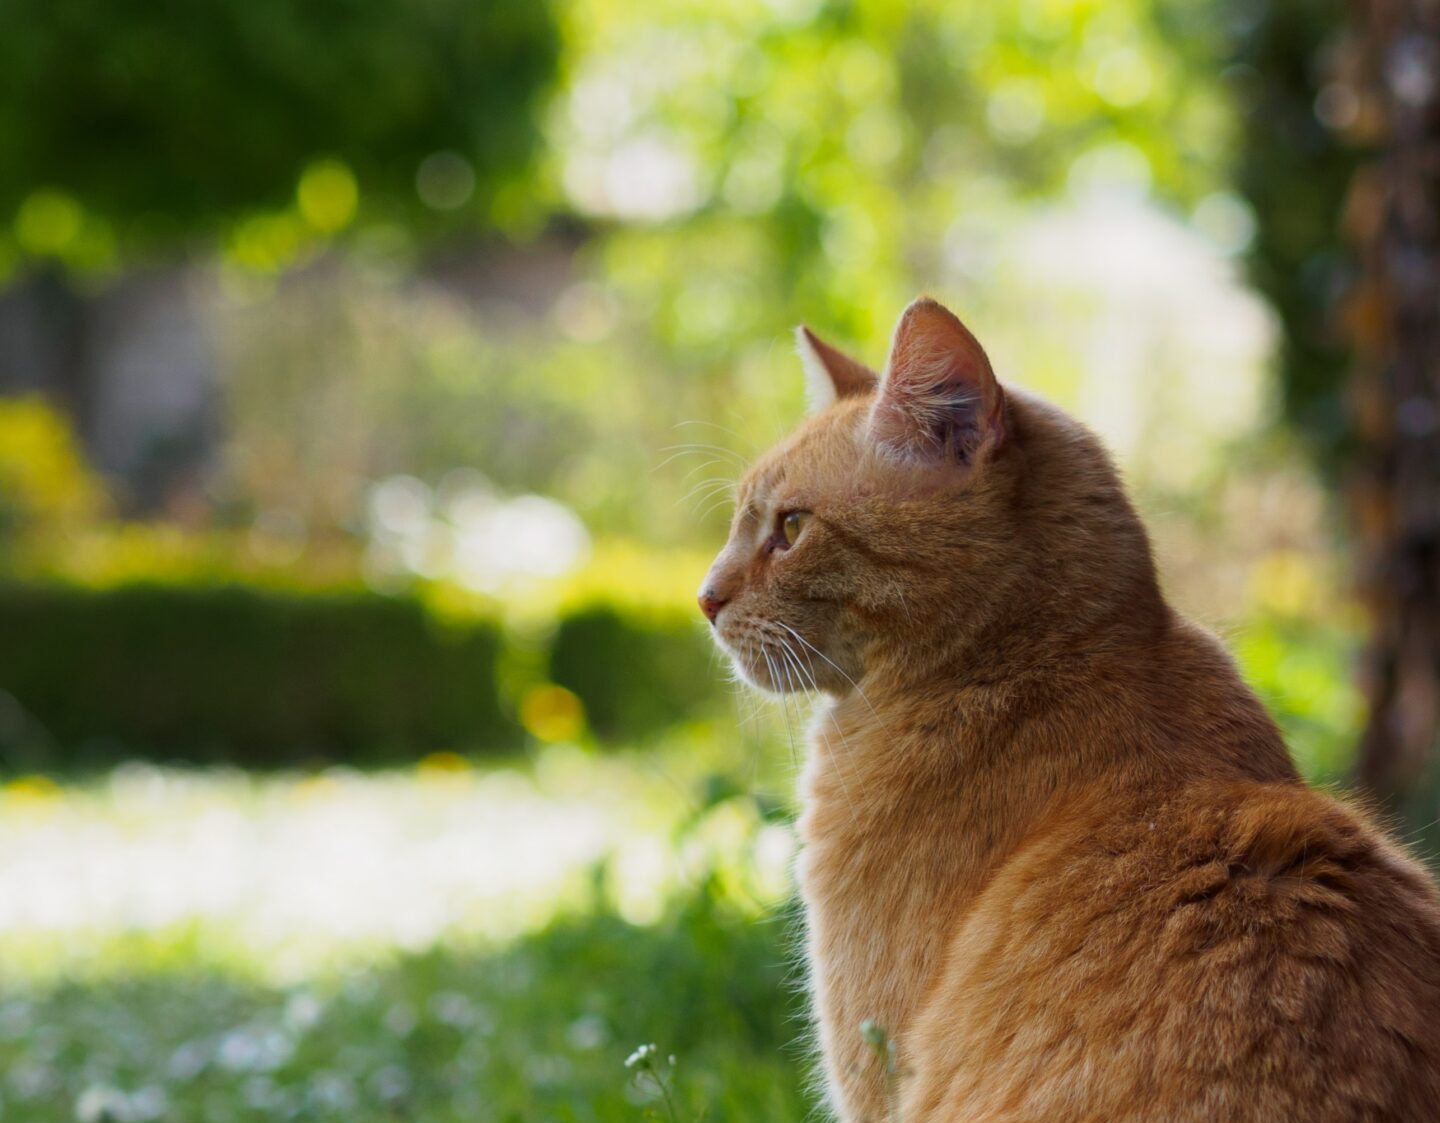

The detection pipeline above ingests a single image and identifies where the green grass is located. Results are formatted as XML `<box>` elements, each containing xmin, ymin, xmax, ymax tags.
<box><xmin>0</xmin><ymin>739</ymin><xmax>812</xmax><ymax>1121</ymax></box>
<box><xmin>0</xmin><ymin>885</ymin><xmax>815</xmax><ymax>1122</ymax></box>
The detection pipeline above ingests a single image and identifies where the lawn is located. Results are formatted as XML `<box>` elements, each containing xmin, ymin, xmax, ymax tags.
<box><xmin>1</xmin><ymin>891</ymin><xmax>812</xmax><ymax>1122</ymax></box>
<box><xmin>0</xmin><ymin>733</ymin><xmax>817</xmax><ymax>1122</ymax></box>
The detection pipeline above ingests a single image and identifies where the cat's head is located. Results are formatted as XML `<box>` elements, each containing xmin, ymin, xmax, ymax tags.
<box><xmin>698</xmin><ymin>296</ymin><xmax>1156</xmax><ymax>696</ymax></box>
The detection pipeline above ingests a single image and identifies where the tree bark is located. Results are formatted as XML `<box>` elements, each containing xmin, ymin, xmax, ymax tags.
<box><xmin>1348</xmin><ymin>0</ymin><xmax>1440</xmax><ymax>809</ymax></box>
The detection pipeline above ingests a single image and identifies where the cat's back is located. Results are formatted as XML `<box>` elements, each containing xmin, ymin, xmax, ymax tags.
<box><xmin>903</xmin><ymin>776</ymin><xmax>1440</xmax><ymax>1123</ymax></box>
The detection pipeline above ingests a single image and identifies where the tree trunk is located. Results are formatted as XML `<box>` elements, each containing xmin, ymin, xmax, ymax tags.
<box><xmin>1348</xmin><ymin>0</ymin><xmax>1440</xmax><ymax>811</ymax></box>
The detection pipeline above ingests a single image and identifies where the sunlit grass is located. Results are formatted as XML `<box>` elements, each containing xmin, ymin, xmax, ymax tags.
<box><xmin>0</xmin><ymin>726</ymin><xmax>811</xmax><ymax>1121</ymax></box>
<box><xmin>0</xmin><ymin>729</ymin><xmax>796</xmax><ymax>984</ymax></box>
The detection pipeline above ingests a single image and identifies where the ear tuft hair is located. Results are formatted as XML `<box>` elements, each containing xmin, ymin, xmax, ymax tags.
<box><xmin>795</xmin><ymin>326</ymin><xmax>877</xmax><ymax>413</ymax></box>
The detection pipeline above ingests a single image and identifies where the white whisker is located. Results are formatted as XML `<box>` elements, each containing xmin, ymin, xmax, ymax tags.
<box><xmin>770</xmin><ymin>632</ymin><xmax>864</xmax><ymax>831</ymax></box>
<box><xmin>774</xmin><ymin>620</ymin><xmax>885</xmax><ymax>730</ymax></box>
<box><xmin>680</xmin><ymin>458</ymin><xmax>728</xmax><ymax>484</ymax></box>
<box><xmin>696</xmin><ymin>489</ymin><xmax>739</xmax><ymax>521</ymax></box>
<box><xmin>649</xmin><ymin>447</ymin><xmax>730</xmax><ymax>475</ymax></box>
<box><xmin>672</xmin><ymin>419</ymin><xmax>754</xmax><ymax>450</ymax></box>
<box><xmin>658</xmin><ymin>441</ymin><xmax>747</xmax><ymax>468</ymax></box>
<box><xmin>680</xmin><ymin>477</ymin><xmax>737</xmax><ymax>511</ymax></box>
<box><xmin>761</xmin><ymin>645</ymin><xmax>801</xmax><ymax>772</ymax></box>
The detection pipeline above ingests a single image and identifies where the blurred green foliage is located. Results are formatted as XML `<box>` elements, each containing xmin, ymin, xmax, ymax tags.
<box><xmin>0</xmin><ymin>0</ymin><xmax>559</xmax><ymax>272</ymax></box>
<box><xmin>0</xmin><ymin>885</ymin><xmax>812</xmax><ymax>1122</ymax></box>
<box><xmin>0</xmin><ymin>582</ymin><xmax>721</xmax><ymax>766</ymax></box>
<box><xmin>1235</xmin><ymin>612</ymin><xmax>1364</xmax><ymax>782</ymax></box>
<box><xmin>0</xmin><ymin>395</ymin><xmax>107</xmax><ymax>553</ymax></box>
<box><xmin>557</xmin><ymin>0</ymin><xmax>1233</xmax><ymax>339</ymax></box>
<box><xmin>1227</xmin><ymin>0</ymin><xmax>1357</xmax><ymax>466</ymax></box>
<box><xmin>0</xmin><ymin>584</ymin><xmax>513</xmax><ymax>766</ymax></box>
<box><xmin>0</xmin><ymin>396</ymin><xmax>723</xmax><ymax>766</ymax></box>
<box><xmin>550</xmin><ymin>607</ymin><xmax>718</xmax><ymax>741</ymax></box>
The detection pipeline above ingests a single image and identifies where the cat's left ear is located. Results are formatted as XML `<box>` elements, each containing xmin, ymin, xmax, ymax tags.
<box><xmin>795</xmin><ymin>326</ymin><xmax>877</xmax><ymax>413</ymax></box>
<box><xmin>870</xmin><ymin>297</ymin><xmax>1005</xmax><ymax>464</ymax></box>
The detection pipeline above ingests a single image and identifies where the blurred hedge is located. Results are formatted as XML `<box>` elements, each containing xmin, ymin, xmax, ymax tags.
<box><xmin>0</xmin><ymin>583</ymin><xmax>718</xmax><ymax>768</ymax></box>
<box><xmin>549</xmin><ymin>606</ymin><xmax>718</xmax><ymax>741</ymax></box>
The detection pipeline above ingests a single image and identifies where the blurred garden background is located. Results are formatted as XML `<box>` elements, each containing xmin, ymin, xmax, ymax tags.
<box><xmin>0</xmin><ymin>0</ymin><xmax>1437</xmax><ymax>1118</ymax></box>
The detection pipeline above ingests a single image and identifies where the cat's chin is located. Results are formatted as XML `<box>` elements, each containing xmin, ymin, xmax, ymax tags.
<box><xmin>712</xmin><ymin>633</ymin><xmax>804</xmax><ymax>696</ymax></box>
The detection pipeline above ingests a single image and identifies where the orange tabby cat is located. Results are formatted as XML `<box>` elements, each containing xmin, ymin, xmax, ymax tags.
<box><xmin>698</xmin><ymin>297</ymin><xmax>1440</xmax><ymax>1122</ymax></box>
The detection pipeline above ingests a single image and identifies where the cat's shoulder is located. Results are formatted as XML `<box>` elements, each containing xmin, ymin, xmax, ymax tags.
<box><xmin>908</xmin><ymin>780</ymin><xmax>1440</xmax><ymax>1119</ymax></box>
<box><xmin>991</xmin><ymin>777</ymin><xmax>1440</xmax><ymax>945</ymax></box>
<box><xmin>939</xmin><ymin>776</ymin><xmax>1440</xmax><ymax>1042</ymax></box>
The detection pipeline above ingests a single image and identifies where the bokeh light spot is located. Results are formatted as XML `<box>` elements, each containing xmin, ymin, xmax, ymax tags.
<box><xmin>416</xmin><ymin>152</ymin><xmax>476</xmax><ymax>211</ymax></box>
<box><xmin>297</xmin><ymin>159</ymin><xmax>359</xmax><ymax>233</ymax></box>
<box><xmin>14</xmin><ymin>190</ymin><xmax>83</xmax><ymax>256</ymax></box>
<box><xmin>521</xmin><ymin>684</ymin><xmax>586</xmax><ymax>743</ymax></box>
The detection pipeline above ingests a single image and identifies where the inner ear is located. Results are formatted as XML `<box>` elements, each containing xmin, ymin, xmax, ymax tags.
<box><xmin>796</xmin><ymin>326</ymin><xmax>877</xmax><ymax>413</ymax></box>
<box><xmin>870</xmin><ymin>297</ymin><xmax>1005</xmax><ymax>463</ymax></box>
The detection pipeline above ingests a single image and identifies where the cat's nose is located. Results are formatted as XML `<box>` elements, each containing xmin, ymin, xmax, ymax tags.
<box><xmin>697</xmin><ymin>587</ymin><xmax>729</xmax><ymax>625</ymax></box>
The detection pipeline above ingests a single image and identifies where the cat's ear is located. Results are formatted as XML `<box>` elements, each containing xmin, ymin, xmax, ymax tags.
<box><xmin>869</xmin><ymin>297</ymin><xmax>1005</xmax><ymax>464</ymax></box>
<box><xmin>795</xmin><ymin>325</ymin><xmax>877</xmax><ymax>413</ymax></box>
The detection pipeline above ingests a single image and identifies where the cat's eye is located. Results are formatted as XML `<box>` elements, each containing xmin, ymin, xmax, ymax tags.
<box><xmin>780</xmin><ymin>511</ymin><xmax>810</xmax><ymax>548</ymax></box>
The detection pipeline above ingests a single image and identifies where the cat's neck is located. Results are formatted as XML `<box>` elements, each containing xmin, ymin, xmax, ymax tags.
<box><xmin>806</xmin><ymin>600</ymin><xmax>1296</xmax><ymax>836</ymax></box>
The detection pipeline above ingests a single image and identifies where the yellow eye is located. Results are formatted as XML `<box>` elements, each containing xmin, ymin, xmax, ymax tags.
<box><xmin>781</xmin><ymin>511</ymin><xmax>810</xmax><ymax>547</ymax></box>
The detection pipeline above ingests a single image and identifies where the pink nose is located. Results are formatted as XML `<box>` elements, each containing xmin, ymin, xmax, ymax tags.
<box><xmin>698</xmin><ymin>588</ymin><xmax>729</xmax><ymax>625</ymax></box>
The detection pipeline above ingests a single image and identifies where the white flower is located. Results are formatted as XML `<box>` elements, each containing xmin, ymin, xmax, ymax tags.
<box><xmin>75</xmin><ymin>1085</ymin><xmax>127</xmax><ymax>1123</ymax></box>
